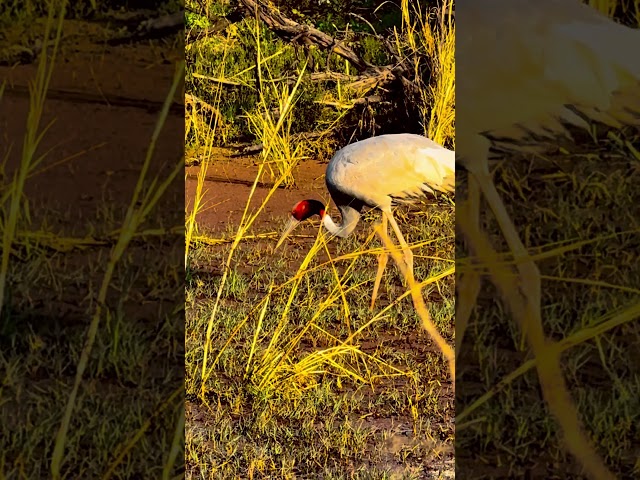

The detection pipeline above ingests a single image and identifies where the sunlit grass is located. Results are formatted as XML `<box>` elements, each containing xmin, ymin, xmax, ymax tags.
<box><xmin>397</xmin><ymin>0</ymin><xmax>455</xmax><ymax>147</ymax></box>
<box><xmin>186</xmin><ymin>196</ymin><xmax>455</xmax><ymax>476</ymax></box>
<box><xmin>244</xmin><ymin>17</ymin><xmax>310</xmax><ymax>187</ymax></box>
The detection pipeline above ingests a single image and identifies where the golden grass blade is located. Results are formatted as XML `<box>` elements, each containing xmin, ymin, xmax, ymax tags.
<box><xmin>458</xmin><ymin>299</ymin><xmax>640</xmax><ymax>425</ymax></box>
<box><xmin>245</xmin><ymin>284</ymin><xmax>272</xmax><ymax>377</ymax></box>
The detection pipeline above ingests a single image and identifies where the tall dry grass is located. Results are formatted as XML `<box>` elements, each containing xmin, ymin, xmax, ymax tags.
<box><xmin>396</xmin><ymin>0</ymin><xmax>455</xmax><ymax>147</ymax></box>
<box><xmin>0</xmin><ymin>5</ymin><xmax>63</xmax><ymax>313</ymax></box>
<box><xmin>244</xmin><ymin>17</ymin><xmax>310</xmax><ymax>188</ymax></box>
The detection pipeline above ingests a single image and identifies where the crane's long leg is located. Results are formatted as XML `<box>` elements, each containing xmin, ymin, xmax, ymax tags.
<box><xmin>384</xmin><ymin>211</ymin><xmax>414</xmax><ymax>281</ymax></box>
<box><xmin>458</xmin><ymin>136</ymin><xmax>540</xmax><ymax>318</ymax></box>
<box><xmin>456</xmin><ymin>173</ymin><xmax>482</xmax><ymax>360</ymax></box>
<box><xmin>472</xmin><ymin>168</ymin><xmax>541</xmax><ymax>315</ymax></box>
<box><xmin>464</xmin><ymin>152</ymin><xmax>618</xmax><ymax>480</ymax></box>
<box><xmin>370</xmin><ymin>214</ymin><xmax>389</xmax><ymax>310</ymax></box>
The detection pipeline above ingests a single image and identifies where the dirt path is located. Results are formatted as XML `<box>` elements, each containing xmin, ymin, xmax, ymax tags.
<box><xmin>1</xmin><ymin>19</ymin><xmax>183</xmax><ymax>231</ymax></box>
<box><xmin>186</xmin><ymin>152</ymin><xmax>329</xmax><ymax>233</ymax></box>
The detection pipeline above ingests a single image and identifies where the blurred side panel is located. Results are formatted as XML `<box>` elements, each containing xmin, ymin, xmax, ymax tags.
<box><xmin>456</xmin><ymin>0</ymin><xmax>640</xmax><ymax>478</ymax></box>
<box><xmin>0</xmin><ymin>2</ymin><xmax>184</xmax><ymax>477</ymax></box>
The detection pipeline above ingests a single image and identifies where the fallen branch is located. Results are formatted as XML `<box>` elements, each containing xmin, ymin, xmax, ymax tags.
<box><xmin>107</xmin><ymin>10</ymin><xmax>184</xmax><ymax>46</ymax></box>
<box><xmin>192</xmin><ymin>70</ymin><xmax>362</xmax><ymax>87</ymax></box>
<box><xmin>185</xmin><ymin>93</ymin><xmax>222</xmax><ymax>118</ymax></box>
<box><xmin>234</xmin><ymin>0</ymin><xmax>420</xmax><ymax>100</ymax></box>
<box><xmin>315</xmin><ymin>95</ymin><xmax>389</xmax><ymax>109</ymax></box>
<box><xmin>185</xmin><ymin>7</ymin><xmax>245</xmax><ymax>43</ymax></box>
<box><xmin>0</xmin><ymin>42</ymin><xmax>42</xmax><ymax>66</ymax></box>
<box><xmin>230</xmin><ymin>131</ymin><xmax>327</xmax><ymax>157</ymax></box>
<box><xmin>308</xmin><ymin>71</ymin><xmax>360</xmax><ymax>82</ymax></box>
<box><xmin>237</xmin><ymin>0</ymin><xmax>374</xmax><ymax>73</ymax></box>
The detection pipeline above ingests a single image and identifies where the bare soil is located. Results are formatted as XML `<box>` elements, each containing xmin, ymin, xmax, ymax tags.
<box><xmin>185</xmin><ymin>150</ymin><xmax>329</xmax><ymax>232</ymax></box>
<box><xmin>1</xmin><ymin>22</ymin><xmax>182</xmax><ymax>228</ymax></box>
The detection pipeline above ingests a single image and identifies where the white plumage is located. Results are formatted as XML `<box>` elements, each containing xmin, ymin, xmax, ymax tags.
<box><xmin>276</xmin><ymin>133</ymin><xmax>454</xmax><ymax>309</ymax></box>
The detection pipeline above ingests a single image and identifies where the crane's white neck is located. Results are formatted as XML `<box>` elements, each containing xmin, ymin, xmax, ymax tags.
<box><xmin>322</xmin><ymin>205</ymin><xmax>361</xmax><ymax>238</ymax></box>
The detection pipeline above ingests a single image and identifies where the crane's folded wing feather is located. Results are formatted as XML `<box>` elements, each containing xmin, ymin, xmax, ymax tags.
<box><xmin>457</xmin><ymin>0</ymin><xmax>640</xmax><ymax>158</ymax></box>
<box><xmin>325</xmin><ymin>134</ymin><xmax>454</xmax><ymax>210</ymax></box>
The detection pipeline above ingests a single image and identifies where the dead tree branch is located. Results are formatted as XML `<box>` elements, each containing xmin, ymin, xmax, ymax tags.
<box><xmin>233</xmin><ymin>0</ymin><xmax>423</xmax><ymax>102</ymax></box>
<box><xmin>237</xmin><ymin>0</ymin><xmax>374</xmax><ymax>73</ymax></box>
<box><xmin>107</xmin><ymin>10</ymin><xmax>184</xmax><ymax>46</ymax></box>
<box><xmin>230</xmin><ymin>131</ymin><xmax>327</xmax><ymax>157</ymax></box>
<box><xmin>185</xmin><ymin>7</ymin><xmax>245</xmax><ymax>44</ymax></box>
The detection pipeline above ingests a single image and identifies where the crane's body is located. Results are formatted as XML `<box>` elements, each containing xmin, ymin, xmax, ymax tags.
<box><xmin>276</xmin><ymin>133</ymin><xmax>455</xmax><ymax>309</ymax></box>
<box><xmin>322</xmin><ymin>133</ymin><xmax>454</xmax><ymax>237</ymax></box>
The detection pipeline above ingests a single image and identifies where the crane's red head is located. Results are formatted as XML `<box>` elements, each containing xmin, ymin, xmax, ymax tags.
<box><xmin>291</xmin><ymin>199</ymin><xmax>325</xmax><ymax>221</ymax></box>
<box><xmin>276</xmin><ymin>199</ymin><xmax>325</xmax><ymax>249</ymax></box>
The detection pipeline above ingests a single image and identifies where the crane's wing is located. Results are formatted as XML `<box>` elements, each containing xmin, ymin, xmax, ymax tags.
<box><xmin>457</xmin><ymin>0</ymin><xmax>640</xmax><ymax>154</ymax></box>
<box><xmin>326</xmin><ymin>134</ymin><xmax>454</xmax><ymax>210</ymax></box>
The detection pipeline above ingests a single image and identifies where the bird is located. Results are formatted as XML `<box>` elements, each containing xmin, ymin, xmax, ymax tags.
<box><xmin>275</xmin><ymin>133</ymin><xmax>455</xmax><ymax>309</ymax></box>
<box><xmin>455</xmin><ymin>0</ymin><xmax>640</xmax><ymax>351</ymax></box>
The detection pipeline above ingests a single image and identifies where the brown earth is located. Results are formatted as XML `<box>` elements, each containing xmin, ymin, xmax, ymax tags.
<box><xmin>1</xmin><ymin>18</ymin><xmax>183</xmax><ymax>230</ymax></box>
<box><xmin>185</xmin><ymin>150</ymin><xmax>330</xmax><ymax>234</ymax></box>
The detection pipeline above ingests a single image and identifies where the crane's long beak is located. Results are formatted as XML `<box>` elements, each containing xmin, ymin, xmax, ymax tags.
<box><xmin>275</xmin><ymin>216</ymin><xmax>300</xmax><ymax>249</ymax></box>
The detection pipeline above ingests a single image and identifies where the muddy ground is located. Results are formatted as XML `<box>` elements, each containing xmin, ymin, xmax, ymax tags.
<box><xmin>1</xmin><ymin>16</ymin><xmax>183</xmax><ymax>227</ymax></box>
<box><xmin>185</xmin><ymin>148</ymin><xmax>329</xmax><ymax>232</ymax></box>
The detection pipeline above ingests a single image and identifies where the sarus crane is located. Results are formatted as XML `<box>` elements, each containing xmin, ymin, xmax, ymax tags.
<box><xmin>275</xmin><ymin>133</ymin><xmax>455</xmax><ymax>309</ymax></box>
